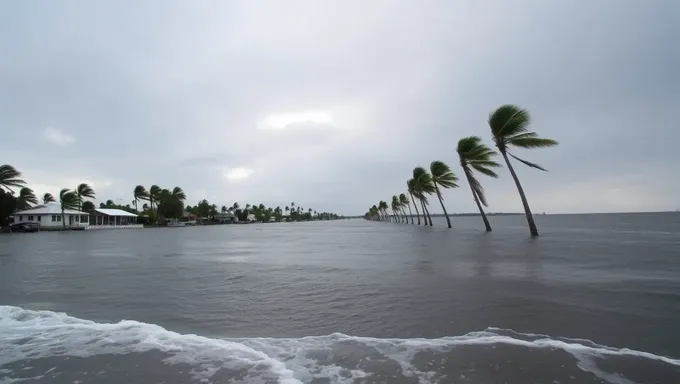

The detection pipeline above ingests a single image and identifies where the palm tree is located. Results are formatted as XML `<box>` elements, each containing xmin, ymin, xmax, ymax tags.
<box><xmin>221</xmin><ymin>206</ymin><xmax>227</xmax><ymax>214</ymax></box>
<box><xmin>413</xmin><ymin>167</ymin><xmax>435</xmax><ymax>226</ymax></box>
<box><xmin>42</xmin><ymin>192</ymin><xmax>56</xmax><ymax>204</ymax></box>
<box><xmin>378</xmin><ymin>201</ymin><xmax>389</xmax><ymax>222</ymax></box>
<box><xmin>457</xmin><ymin>136</ymin><xmax>502</xmax><ymax>231</ymax></box>
<box><xmin>407</xmin><ymin>179</ymin><xmax>420</xmax><ymax>225</ymax></box>
<box><xmin>75</xmin><ymin>183</ymin><xmax>95</xmax><ymax>213</ymax></box>
<box><xmin>171</xmin><ymin>186</ymin><xmax>186</xmax><ymax>202</ymax></box>
<box><xmin>391</xmin><ymin>195</ymin><xmax>401</xmax><ymax>222</ymax></box>
<box><xmin>17</xmin><ymin>187</ymin><xmax>38</xmax><ymax>210</ymax></box>
<box><xmin>133</xmin><ymin>185</ymin><xmax>148</xmax><ymax>212</ymax></box>
<box><xmin>0</xmin><ymin>164</ymin><xmax>26</xmax><ymax>193</ymax></box>
<box><xmin>429</xmin><ymin>161</ymin><xmax>458</xmax><ymax>229</ymax></box>
<box><xmin>148</xmin><ymin>185</ymin><xmax>161</xmax><ymax>210</ymax></box>
<box><xmin>59</xmin><ymin>188</ymin><xmax>78</xmax><ymax>228</ymax></box>
<box><xmin>399</xmin><ymin>193</ymin><xmax>411</xmax><ymax>224</ymax></box>
<box><xmin>489</xmin><ymin>105</ymin><xmax>558</xmax><ymax>236</ymax></box>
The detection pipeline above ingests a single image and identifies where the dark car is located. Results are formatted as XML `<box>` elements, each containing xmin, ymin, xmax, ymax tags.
<box><xmin>10</xmin><ymin>222</ymin><xmax>40</xmax><ymax>233</ymax></box>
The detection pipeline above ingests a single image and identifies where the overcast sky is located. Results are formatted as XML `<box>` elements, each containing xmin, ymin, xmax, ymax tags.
<box><xmin>1</xmin><ymin>1</ymin><xmax>678</xmax><ymax>215</ymax></box>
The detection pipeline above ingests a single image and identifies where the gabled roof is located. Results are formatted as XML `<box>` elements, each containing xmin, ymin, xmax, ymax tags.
<box><xmin>14</xmin><ymin>203</ymin><xmax>85</xmax><ymax>216</ymax></box>
<box><xmin>94</xmin><ymin>208</ymin><xmax>138</xmax><ymax>217</ymax></box>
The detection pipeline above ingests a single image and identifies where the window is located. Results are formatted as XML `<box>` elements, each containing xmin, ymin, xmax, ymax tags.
<box><xmin>19</xmin><ymin>216</ymin><xmax>23</xmax><ymax>221</ymax></box>
<box><xmin>57</xmin><ymin>216</ymin><xmax>61</xmax><ymax>222</ymax></box>
<box><xmin>28</xmin><ymin>215</ymin><xmax>34</xmax><ymax>221</ymax></box>
<box><xmin>37</xmin><ymin>216</ymin><xmax>41</xmax><ymax>222</ymax></box>
<box><xmin>75</xmin><ymin>216</ymin><xmax>79</xmax><ymax>222</ymax></box>
<box><xmin>52</xmin><ymin>215</ymin><xmax>57</xmax><ymax>222</ymax></box>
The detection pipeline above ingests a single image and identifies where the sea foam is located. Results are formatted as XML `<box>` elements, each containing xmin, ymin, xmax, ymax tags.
<box><xmin>1</xmin><ymin>305</ymin><xmax>678</xmax><ymax>383</ymax></box>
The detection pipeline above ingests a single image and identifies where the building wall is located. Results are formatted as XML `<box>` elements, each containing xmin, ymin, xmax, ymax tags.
<box><xmin>14</xmin><ymin>213</ymin><xmax>89</xmax><ymax>228</ymax></box>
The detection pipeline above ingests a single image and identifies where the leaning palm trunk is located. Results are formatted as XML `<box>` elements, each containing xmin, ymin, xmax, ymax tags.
<box><xmin>464</xmin><ymin>169</ymin><xmax>492</xmax><ymax>231</ymax></box>
<box><xmin>406</xmin><ymin>202</ymin><xmax>414</xmax><ymax>224</ymax></box>
<box><xmin>401</xmin><ymin>207</ymin><xmax>408</xmax><ymax>223</ymax></box>
<box><xmin>409</xmin><ymin>193</ymin><xmax>420</xmax><ymax>225</ymax></box>
<box><xmin>420</xmin><ymin>199</ymin><xmax>433</xmax><ymax>226</ymax></box>
<box><xmin>433</xmin><ymin>183</ymin><xmax>452</xmax><ymax>228</ymax></box>
<box><xmin>501</xmin><ymin>150</ymin><xmax>539</xmax><ymax>236</ymax></box>
<box><xmin>61</xmin><ymin>208</ymin><xmax>66</xmax><ymax>229</ymax></box>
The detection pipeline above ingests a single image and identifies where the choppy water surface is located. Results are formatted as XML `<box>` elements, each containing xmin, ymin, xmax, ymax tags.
<box><xmin>1</xmin><ymin>213</ymin><xmax>680</xmax><ymax>383</ymax></box>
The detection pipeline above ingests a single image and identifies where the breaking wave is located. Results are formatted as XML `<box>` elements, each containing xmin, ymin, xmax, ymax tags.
<box><xmin>1</xmin><ymin>306</ymin><xmax>678</xmax><ymax>383</ymax></box>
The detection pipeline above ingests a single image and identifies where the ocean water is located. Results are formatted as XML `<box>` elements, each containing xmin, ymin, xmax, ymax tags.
<box><xmin>1</xmin><ymin>213</ymin><xmax>679</xmax><ymax>383</ymax></box>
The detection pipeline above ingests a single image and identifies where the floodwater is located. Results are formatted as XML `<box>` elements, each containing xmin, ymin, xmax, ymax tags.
<box><xmin>1</xmin><ymin>213</ymin><xmax>679</xmax><ymax>383</ymax></box>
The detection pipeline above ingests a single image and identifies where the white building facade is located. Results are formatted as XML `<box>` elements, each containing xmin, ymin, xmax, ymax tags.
<box><xmin>13</xmin><ymin>203</ymin><xmax>89</xmax><ymax>229</ymax></box>
<box><xmin>87</xmin><ymin>208</ymin><xmax>142</xmax><ymax>230</ymax></box>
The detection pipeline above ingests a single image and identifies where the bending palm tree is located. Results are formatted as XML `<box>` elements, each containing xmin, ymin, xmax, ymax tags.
<box><xmin>59</xmin><ymin>188</ymin><xmax>78</xmax><ymax>229</ymax></box>
<box><xmin>133</xmin><ymin>185</ymin><xmax>148</xmax><ymax>212</ymax></box>
<box><xmin>75</xmin><ymin>183</ymin><xmax>95</xmax><ymax>213</ymax></box>
<box><xmin>379</xmin><ymin>201</ymin><xmax>389</xmax><ymax>222</ymax></box>
<box><xmin>457</xmin><ymin>136</ymin><xmax>502</xmax><ymax>231</ymax></box>
<box><xmin>489</xmin><ymin>104</ymin><xmax>558</xmax><ymax>236</ymax></box>
<box><xmin>413</xmin><ymin>167</ymin><xmax>435</xmax><ymax>226</ymax></box>
<box><xmin>42</xmin><ymin>193</ymin><xmax>56</xmax><ymax>204</ymax></box>
<box><xmin>0</xmin><ymin>164</ymin><xmax>26</xmax><ymax>193</ymax></box>
<box><xmin>407</xmin><ymin>179</ymin><xmax>420</xmax><ymax>225</ymax></box>
<box><xmin>17</xmin><ymin>187</ymin><xmax>38</xmax><ymax>210</ymax></box>
<box><xmin>430</xmin><ymin>161</ymin><xmax>458</xmax><ymax>228</ymax></box>
<box><xmin>391</xmin><ymin>195</ymin><xmax>401</xmax><ymax>223</ymax></box>
<box><xmin>399</xmin><ymin>193</ymin><xmax>411</xmax><ymax>224</ymax></box>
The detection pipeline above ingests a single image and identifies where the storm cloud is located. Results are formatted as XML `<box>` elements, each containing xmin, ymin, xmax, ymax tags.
<box><xmin>1</xmin><ymin>0</ymin><xmax>678</xmax><ymax>214</ymax></box>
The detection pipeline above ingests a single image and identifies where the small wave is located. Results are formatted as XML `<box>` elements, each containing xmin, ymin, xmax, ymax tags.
<box><xmin>1</xmin><ymin>306</ymin><xmax>678</xmax><ymax>383</ymax></box>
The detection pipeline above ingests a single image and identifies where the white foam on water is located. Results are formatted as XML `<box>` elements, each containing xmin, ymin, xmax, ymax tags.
<box><xmin>1</xmin><ymin>305</ymin><xmax>678</xmax><ymax>384</ymax></box>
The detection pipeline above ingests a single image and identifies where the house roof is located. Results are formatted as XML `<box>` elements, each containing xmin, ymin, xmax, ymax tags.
<box><xmin>14</xmin><ymin>203</ymin><xmax>86</xmax><ymax>216</ymax></box>
<box><xmin>94</xmin><ymin>208</ymin><xmax>138</xmax><ymax>217</ymax></box>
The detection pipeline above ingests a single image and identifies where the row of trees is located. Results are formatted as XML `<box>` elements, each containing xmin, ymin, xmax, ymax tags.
<box><xmin>1</xmin><ymin>165</ymin><xmax>342</xmax><ymax>227</ymax></box>
<box><xmin>365</xmin><ymin>105</ymin><xmax>558</xmax><ymax>236</ymax></box>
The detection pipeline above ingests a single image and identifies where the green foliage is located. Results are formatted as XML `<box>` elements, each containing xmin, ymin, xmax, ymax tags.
<box><xmin>0</xmin><ymin>164</ymin><xmax>26</xmax><ymax>193</ymax></box>
<box><xmin>0</xmin><ymin>189</ymin><xmax>18</xmax><ymax>226</ymax></box>
<box><xmin>82</xmin><ymin>201</ymin><xmax>96</xmax><ymax>211</ymax></box>
<box><xmin>17</xmin><ymin>187</ymin><xmax>38</xmax><ymax>210</ymax></box>
<box><xmin>457</xmin><ymin>136</ymin><xmax>502</xmax><ymax>207</ymax></box>
<box><xmin>430</xmin><ymin>161</ymin><xmax>458</xmax><ymax>191</ymax></box>
<box><xmin>42</xmin><ymin>193</ymin><xmax>56</xmax><ymax>204</ymax></box>
<box><xmin>488</xmin><ymin>104</ymin><xmax>558</xmax><ymax>171</ymax></box>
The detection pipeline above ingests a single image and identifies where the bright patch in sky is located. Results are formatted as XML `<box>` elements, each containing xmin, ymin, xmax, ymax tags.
<box><xmin>262</xmin><ymin>111</ymin><xmax>333</xmax><ymax>129</ymax></box>
<box><xmin>224</xmin><ymin>167</ymin><xmax>254</xmax><ymax>181</ymax></box>
<box><xmin>42</xmin><ymin>127</ymin><xmax>76</xmax><ymax>146</ymax></box>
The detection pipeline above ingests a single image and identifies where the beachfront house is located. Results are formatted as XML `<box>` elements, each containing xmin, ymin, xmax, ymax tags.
<box><xmin>12</xmin><ymin>203</ymin><xmax>89</xmax><ymax>229</ymax></box>
<box><xmin>89</xmin><ymin>208</ymin><xmax>142</xmax><ymax>229</ymax></box>
<box><xmin>214</xmin><ymin>212</ymin><xmax>237</xmax><ymax>223</ymax></box>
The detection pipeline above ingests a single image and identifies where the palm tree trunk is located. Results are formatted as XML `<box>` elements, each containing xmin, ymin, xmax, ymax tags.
<box><xmin>425</xmin><ymin>204</ymin><xmax>433</xmax><ymax>226</ymax></box>
<box><xmin>406</xmin><ymin>202</ymin><xmax>414</xmax><ymax>224</ymax></box>
<box><xmin>434</xmin><ymin>183</ymin><xmax>452</xmax><ymax>228</ymax></box>
<box><xmin>61</xmin><ymin>208</ymin><xmax>66</xmax><ymax>229</ymax></box>
<box><xmin>409</xmin><ymin>193</ymin><xmax>420</xmax><ymax>225</ymax></box>
<box><xmin>501</xmin><ymin>150</ymin><xmax>539</xmax><ymax>236</ymax></box>
<box><xmin>401</xmin><ymin>207</ymin><xmax>408</xmax><ymax>223</ymax></box>
<box><xmin>464</xmin><ymin>169</ymin><xmax>492</xmax><ymax>231</ymax></box>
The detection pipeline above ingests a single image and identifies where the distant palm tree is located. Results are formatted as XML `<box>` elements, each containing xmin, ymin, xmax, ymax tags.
<box><xmin>391</xmin><ymin>195</ymin><xmax>401</xmax><ymax>222</ymax></box>
<box><xmin>42</xmin><ymin>192</ymin><xmax>56</xmax><ymax>204</ymax></box>
<box><xmin>59</xmin><ymin>188</ymin><xmax>78</xmax><ymax>229</ymax></box>
<box><xmin>133</xmin><ymin>185</ymin><xmax>148</xmax><ymax>212</ymax></box>
<box><xmin>171</xmin><ymin>186</ymin><xmax>186</xmax><ymax>202</ymax></box>
<box><xmin>399</xmin><ymin>193</ymin><xmax>411</xmax><ymax>224</ymax></box>
<box><xmin>457</xmin><ymin>136</ymin><xmax>502</xmax><ymax>231</ymax></box>
<box><xmin>221</xmin><ymin>206</ymin><xmax>227</xmax><ymax>214</ymax></box>
<box><xmin>142</xmin><ymin>203</ymin><xmax>149</xmax><ymax>210</ymax></box>
<box><xmin>407</xmin><ymin>179</ymin><xmax>421</xmax><ymax>225</ymax></box>
<box><xmin>75</xmin><ymin>183</ymin><xmax>95</xmax><ymax>213</ymax></box>
<box><xmin>378</xmin><ymin>201</ymin><xmax>389</xmax><ymax>222</ymax></box>
<box><xmin>17</xmin><ymin>187</ymin><xmax>38</xmax><ymax>210</ymax></box>
<box><xmin>430</xmin><ymin>161</ymin><xmax>458</xmax><ymax>229</ymax></box>
<box><xmin>0</xmin><ymin>164</ymin><xmax>26</xmax><ymax>193</ymax></box>
<box><xmin>489</xmin><ymin>105</ymin><xmax>558</xmax><ymax>236</ymax></box>
<box><xmin>232</xmin><ymin>202</ymin><xmax>239</xmax><ymax>210</ymax></box>
<box><xmin>413</xmin><ymin>167</ymin><xmax>435</xmax><ymax>226</ymax></box>
<box><xmin>149</xmin><ymin>185</ymin><xmax>161</xmax><ymax>210</ymax></box>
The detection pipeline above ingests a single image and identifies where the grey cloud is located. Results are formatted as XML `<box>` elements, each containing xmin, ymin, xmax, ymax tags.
<box><xmin>1</xmin><ymin>0</ymin><xmax>678</xmax><ymax>215</ymax></box>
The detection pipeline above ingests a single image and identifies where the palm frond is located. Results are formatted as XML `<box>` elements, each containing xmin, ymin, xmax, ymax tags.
<box><xmin>430</xmin><ymin>160</ymin><xmax>458</xmax><ymax>189</ymax></box>
<box><xmin>467</xmin><ymin>172</ymin><xmax>489</xmax><ymax>207</ymax></box>
<box><xmin>508</xmin><ymin>136</ymin><xmax>558</xmax><ymax>149</ymax></box>
<box><xmin>509</xmin><ymin>153</ymin><xmax>548</xmax><ymax>171</ymax></box>
<box><xmin>471</xmin><ymin>164</ymin><xmax>500</xmax><ymax>178</ymax></box>
<box><xmin>488</xmin><ymin>105</ymin><xmax>531</xmax><ymax>140</ymax></box>
<box><xmin>76</xmin><ymin>183</ymin><xmax>95</xmax><ymax>199</ymax></box>
<box><xmin>0</xmin><ymin>164</ymin><xmax>26</xmax><ymax>190</ymax></box>
<box><xmin>42</xmin><ymin>193</ymin><xmax>56</xmax><ymax>204</ymax></box>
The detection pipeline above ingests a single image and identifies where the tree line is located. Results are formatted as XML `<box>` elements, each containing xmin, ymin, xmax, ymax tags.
<box><xmin>0</xmin><ymin>166</ymin><xmax>341</xmax><ymax>228</ymax></box>
<box><xmin>365</xmin><ymin>104</ymin><xmax>558</xmax><ymax>236</ymax></box>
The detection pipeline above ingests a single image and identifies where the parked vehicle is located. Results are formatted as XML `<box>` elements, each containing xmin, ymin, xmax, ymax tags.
<box><xmin>10</xmin><ymin>222</ymin><xmax>40</xmax><ymax>233</ymax></box>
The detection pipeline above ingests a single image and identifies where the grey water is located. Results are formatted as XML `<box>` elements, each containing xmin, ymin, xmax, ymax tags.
<box><xmin>1</xmin><ymin>213</ymin><xmax>680</xmax><ymax>383</ymax></box>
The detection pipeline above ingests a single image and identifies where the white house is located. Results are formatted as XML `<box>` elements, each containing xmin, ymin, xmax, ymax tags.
<box><xmin>13</xmin><ymin>203</ymin><xmax>89</xmax><ymax>229</ymax></box>
<box><xmin>88</xmin><ymin>208</ymin><xmax>141</xmax><ymax>230</ymax></box>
